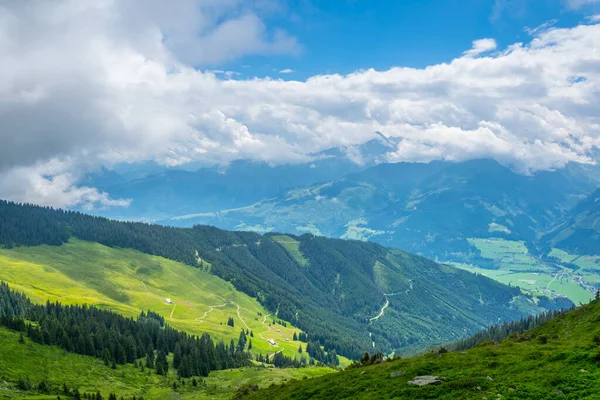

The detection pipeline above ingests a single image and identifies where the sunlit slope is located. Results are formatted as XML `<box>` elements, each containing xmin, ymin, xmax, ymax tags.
<box><xmin>0</xmin><ymin>239</ymin><xmax>312</xmax><ymax>360</ymax></box>
<box><xmin>244</xmin><ymin>299</ymin><xmax>600</xmax><ymax>400</ymax></box>
<box><xmin>0</xmin><ymin>326</ymin><xmax>333</xmax><ymax>400</ymax></box>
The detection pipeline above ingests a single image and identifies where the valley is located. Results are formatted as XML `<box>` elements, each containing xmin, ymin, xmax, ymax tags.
<box><xmin>4</xmin><ymin>4</ymin><xmax>600</xmax><ymax>399</ymax></box>
<box><xmin>451</xmin><ymin>238</ymin><xmax>599</xmax><ymax>304</ymax></box>
<box><xmin>157</xmin><ymin>159</ymin><xmax>600</xmax><ymax>307</ymax></box>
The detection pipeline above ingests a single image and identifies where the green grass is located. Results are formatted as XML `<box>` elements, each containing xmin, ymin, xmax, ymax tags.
<box><xmin>451</xmin><ymin>263</ymin><xmax>594</xmax><ymax>304</ymax></box>
<box><xmin>0</xmin><ymin>326</ymin><xmax>333</xmax><ymax>399</ymax></box>
<box><xmin>0</xmin><ymin>239</ymin><xmax>347</xmax><ymax>364</ymax></box>
<box><xmin>468</xmin><ymin>238</ymin><xmax>544</xmax><ymax>271</ymax></box>
<box><xmin>462</xmin><ymin>239</ymin><xmax>597</xmax><ymax>304</ymax></box>
<box><xmin>550</xmin><ymin>248</ymin><xmax>600</xmax><ymax>272</ymax></box>
<box><xmin>271</xmin><ymin>235</ymin><xmax>309</xmax><ymax>267</ymax></box>
<box><xmin>243</xmin><ymin>299</ymin><xmax>600</xmax><ymax>400</ymax></box>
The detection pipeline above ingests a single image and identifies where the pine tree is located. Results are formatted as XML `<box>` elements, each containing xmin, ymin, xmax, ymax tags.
<box><xmin>156</xmin><ymin>350</ymin><xmax>168</xmax><ymax>376</ymax></box>
<box><xmin>156</xmin><ymin>362</ymin><xmax>164</xmax><ymax>376</ymax></box>
<box><xmin>173</xmin><ymin>343</ymin><xmax>182</xmax><ymax>368</ymax></box>
<box><xmin>237</xmin><ymin>329</ymin><xmax>247</xmax><ymax>352</ymax></box>
<box><xmin>145</xmin><ymin>344</ymin><xmax>155</xmax><ymax>369</ymax></box>
<box><xmin>298</xmin><ymin>344</ymin><xmax>303</xmax><ymax>353</ymax></box>
<box><xmin>293</xmin><ymin>332</ymin><xmax>298</xmax><ymax>341</ymax></box>
<box><xmin>248</xmin><ymin>339</ymin><xmax>252</xmax><ymax>350</ymax></box>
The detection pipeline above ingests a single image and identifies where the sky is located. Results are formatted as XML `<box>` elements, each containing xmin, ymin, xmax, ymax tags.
<box><xmin>1</xmin><ymin>0</ymin><xmax>600</xmax><ymax>208</ymax></box>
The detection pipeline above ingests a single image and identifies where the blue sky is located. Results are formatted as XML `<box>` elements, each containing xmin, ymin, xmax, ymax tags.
<box><xmin>1</xmin><ymin>0</ymin><xmax>600</xmax><ymax>208</ymax></box>
<box><xmin>224</xmin><ymin>0</ymin><xmax>600</xmax><ymax>79</ymax></box>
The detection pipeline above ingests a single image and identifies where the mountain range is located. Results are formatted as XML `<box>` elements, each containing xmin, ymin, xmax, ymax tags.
<box><xmin>158</xmin><ymin>158</ymin><xmax>600</xmax><ymax>262</ymax></box>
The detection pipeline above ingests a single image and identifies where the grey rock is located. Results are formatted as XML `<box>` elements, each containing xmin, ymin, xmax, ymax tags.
<box><xmin>390</xmin><ymin>371</ymin><xmax>405</xmax><ymax>378</ymax></box>
<box><xmin>407</xmin><ymin>376</ymin><xmax>444</xmax><ymax>386</ymax></box>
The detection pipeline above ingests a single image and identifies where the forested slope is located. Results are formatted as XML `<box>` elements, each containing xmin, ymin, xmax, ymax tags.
<box><xmin>0</xmin><ymin>200</ymin><xmax>559</xmax><ymax>358</ymax></box>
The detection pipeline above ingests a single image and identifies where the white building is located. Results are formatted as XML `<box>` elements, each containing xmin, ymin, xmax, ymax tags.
<box><xmin>165</xmin><ymin>298</ymin><xmax>173</xmax><ymax>304</ymax></box>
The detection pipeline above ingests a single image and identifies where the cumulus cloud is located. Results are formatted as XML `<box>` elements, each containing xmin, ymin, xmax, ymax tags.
<box><xmin>1</xmin><ymin>1</ymin><xmax>600</xmax><ymax>207</ymax></box>
<box><xmin>463</xmin><ymin>38</ymin><xmax>497</xmax><ymax>56</ymax></box>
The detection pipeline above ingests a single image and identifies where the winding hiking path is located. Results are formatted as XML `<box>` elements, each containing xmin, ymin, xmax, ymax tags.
<box><xmin>169</xmin><ymin>305</ymin><xmax>176</xmax><ymax>320</ymax></box>
<box><xmin>369</xmin><ymin>299</ymin><xmax>389</xmax><ymax>322</ymax></box>
<box><xmin>258</xmin><ymin>314</ymin><xmax>280</xmax><ymax>348</ymax></box>
<box><xmin>235</xmin><ymin>303</ymin><xmax>250</xmax><ymax>330</ymax></box>
<box><xmin>194</xmin><ymin>302</ymin><xmax>232</xmax><ymax>323</ymax></box>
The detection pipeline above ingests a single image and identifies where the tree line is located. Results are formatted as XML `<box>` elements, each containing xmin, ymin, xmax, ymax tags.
<box><xmin>445</xmin><ymin>307</ymin><xmax>572</xmax><ymax>351</ymax></box>
<box><xmin>0</xmin><ymin>282</ymin><xmax>252</xmax><ymax>380</ymax></box>
<box><xmin>0</xmin><ymin>200</ymin><xmax>379</xmax><ymax>358</ymax></box>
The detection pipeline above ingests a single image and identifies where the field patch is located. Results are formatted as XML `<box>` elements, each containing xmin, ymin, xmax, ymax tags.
<box><xmin>550</xmin><ymin>248</ymin><xmax>600</xmax><ymax>271</ymax></box>
<box><xmin>451</xmin><ymin>263</ymin><xmax>594</xmax><ymax>304</ymax></box>
<box><xmin>271</xmin><ymin>235</ymin><xmax>309</xmax><ymax>267</ymax></box>
<box><xmin>468</xmin><ymin>238</ymin><xmax>544</xmax><ymax>271</ymax></box>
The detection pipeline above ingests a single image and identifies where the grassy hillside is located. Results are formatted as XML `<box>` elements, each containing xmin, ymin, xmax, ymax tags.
<box><xmin>0</xmin><ymin>200</ymin><xmax>561</xmax><ymax>357</ymax></box>
<box><xmin>0</xmin><ymin>239</ymin><xmax>320</xmax><ymax>362</ymax></box>
<box><xmin>243</xmin><ymin>299</ymin><xmax>600</xmax><ymax>400</ymax></box>
<box><xmin>0</xmin><ymin>326</ymin><xmax>333</xmax><ymax>399</ymax></box>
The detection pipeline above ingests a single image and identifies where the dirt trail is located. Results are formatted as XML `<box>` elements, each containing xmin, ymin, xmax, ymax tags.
<box><xmin>235</xmin><ymin>303</ymin><xmax>250</xmax><ymax>330</ymax></box>
<box><xmin>194</xmin><ymin>302</ymin><xmax>232</xmax><ymax>323</ymax></box>
<box><xmin>369</xmin><ymin>299</ymin><xmax>389</xmax><ymax>322</ymax></box>
<box><xmin>169</xmin><ymin>305</ymin><xmax>176</xmax><ymax>320</ymax></box>
<box><xmin>258</xmin><ymin>314</ymin><xmax>281</xmax><ymax>348</ymax></box>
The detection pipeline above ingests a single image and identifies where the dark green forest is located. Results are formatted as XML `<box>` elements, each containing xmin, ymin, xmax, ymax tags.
<box><xmin>0</xmin><ymin>282</ymin><xmax>252</xmax><ymax>378</ymax></box>
<box><xmin>0</xmin><ymin>200</ymin><xmax>560</xmax><ymax>358</ymax></box>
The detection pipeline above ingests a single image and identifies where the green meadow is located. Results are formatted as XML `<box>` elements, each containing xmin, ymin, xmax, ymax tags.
<box><xmin>245</xmin><ymin>299</ymin><xmax>600</xmax><ymax>400</ymax></box>
<box><xmin>0</xmin><ymin>239</ymin><xmax>345</xmax><ymax>364</ymax></box>
<box><xmin>467</xmin><ymin>238</ymin><xmax>545</xmax><ymax>271</ymax></box>
<box><xmin>455</xmin><ymin>238</ymin><xmax>596</xmax><ymax>304</ymax></box>
<box><xmin>550</xmin><ymin>248</ymin><xmax>600</xmax><ymax>272</ymax></box>
<box><xmin>271</xmin><ymin>235</ymin><xmax>309</xmax><ymax>267</ymax></box>
<box><xmin>0</xmin><ymin>326</ymin><xmax>333</xmax><ymax>399</ymax></box>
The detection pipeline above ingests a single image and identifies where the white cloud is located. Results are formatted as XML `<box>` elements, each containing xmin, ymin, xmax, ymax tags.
<box><xmin>463</xmin><ymin>38</ymin><xmax>497</xmax><ymax>57</ymax></box>
<box><xmin>279</xmin><ymin>68</ymin><xmax>294</xmax><ymax>73</ymax></box>
<box><xmin>1</xmin><ymin>2</ymin><xmax>600</xmax><ymax>207</ymax></box>
<box><xmin>565</xmin><ymin>0</ymin><xmax>600</xmax><ymax>9</ymax></box>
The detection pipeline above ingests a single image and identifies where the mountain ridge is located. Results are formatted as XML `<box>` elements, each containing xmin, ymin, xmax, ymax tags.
<box><xmin>0</xmin><ymin>200</ymin><xmax>564</xmax><ymax>359</ymax></box>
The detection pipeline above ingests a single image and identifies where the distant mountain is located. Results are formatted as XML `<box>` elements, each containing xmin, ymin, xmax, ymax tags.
<box><xmin>0</xmin><ymin>200</ymin><xmax>563</xmax><ymax>358</ymax></box>
<box><xmin>167</xmin><ymin>159</ymin><xmax>600</xmax><ymax>262</ymax></box>
<box><xmin>543</xmin><ymin>188</ymin><xmax>600</xmax><ymax>255</ymax></box>
<box><xmin>84</xmin><ymin>134</ymin><xmax>400</xmax><ymax>221</ymax></box>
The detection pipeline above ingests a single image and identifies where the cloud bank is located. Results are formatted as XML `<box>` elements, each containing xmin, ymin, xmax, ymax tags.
<box><xmin>1</xmin><ymin>0</ymin><xmax>600</xmax><ymax>207</ymax></box>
